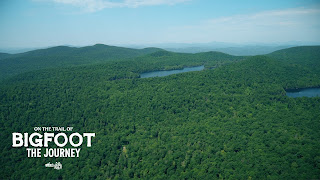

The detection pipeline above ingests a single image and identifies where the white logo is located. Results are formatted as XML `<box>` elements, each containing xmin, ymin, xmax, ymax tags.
<box><xmin>45</xmin><ymin>162</ymin><xmax>62</xmax><ymax>170</ymax></box>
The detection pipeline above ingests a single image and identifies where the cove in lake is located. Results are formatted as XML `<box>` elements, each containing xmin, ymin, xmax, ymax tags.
<box><xmin>286</xmin><ymin>87</ymin><xmax>320</xmax><ymax>98</ymax></box>
<box><xmin>140</xmin><ymin>65</ymin><xmax>205</xmax><ymax>78</ymax></box>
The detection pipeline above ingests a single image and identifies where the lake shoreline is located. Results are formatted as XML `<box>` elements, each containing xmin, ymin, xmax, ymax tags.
<box><xmin>286</xmin><ymin>87</ymin><xmax>320</xmax><ymax>98</ymax></box>
<box><xmin>140</xmin><ymin>65</ymin><xmax>205</xmax><ymax>78</ymax></box>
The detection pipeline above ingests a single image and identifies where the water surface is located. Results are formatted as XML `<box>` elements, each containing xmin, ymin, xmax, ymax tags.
<box><xmin>286</xmin><ymin>88</ymin><xmax>320</xmax><ymax>98</ymax></box>
<box><xmin>140</xmin><ymin>65</ymin><xmax>204</xmax><ymax>78</ymax></box>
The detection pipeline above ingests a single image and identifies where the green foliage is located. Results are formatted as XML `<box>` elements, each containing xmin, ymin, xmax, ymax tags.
<box><xmin>0</xmin><ymin>46</ymin><xmax>320</xmax><ymax>179</ymax></box>
<box><xmin>268</xmin><ymin>46</ymin><xmax>320</xmax><ymax>71</ymax></box>
<box><xmin>0</xmin><ymin>44</ymin><xmax>162</xmax><ymax>80</ymax></box>
<box><xmin>0</xmin><ymin>52</ymin><xmax>12</xmax><ymax>60</ymax></box>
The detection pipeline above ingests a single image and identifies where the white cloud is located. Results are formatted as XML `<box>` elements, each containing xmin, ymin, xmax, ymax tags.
<box><xmin>206</xmin><ymin>8</ymin><xmax>320</xmax><ymax>26</ymax></box>
<box><xmin>164</xmin><ymin>7</ymin><xmax>320</xmax><ymax>43</ymax></box>
<box><xmin>52</xmin><ymin>0</ymin><xmax>190</xmax><ymax>12</ymax></box>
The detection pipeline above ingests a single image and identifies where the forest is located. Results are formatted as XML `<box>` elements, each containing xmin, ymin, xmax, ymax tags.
<box><xmin>0</xmin><ymin>45</ymin><xmax>319</xmax><ymax>179</ymax></box>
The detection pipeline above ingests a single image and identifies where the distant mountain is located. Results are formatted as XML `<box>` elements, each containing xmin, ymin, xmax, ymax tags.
<box><xmin>0</xmin><ymin>44</ymin><xmax>163</xmax><ymax>80</ymax></box>
<box><xmin>7</xmin><ymin>44</ymin><xmax>162</xmax><ymax>59</ymax></box>
<box><xmin>126</xmin><ymin>41</ymin><xmax>319</xmax><ymax>56</ymax></box>
<box><xmin>0</xmin><ymin>47</ymin><xmax>38</xmax><ymax>54</ymax></box>
<box><xmin>1</xmin><ymin>44</ymin><xmax>319</xmax><ymax>81</ymax></box>
<box><xmin>165</xmin><ymin>45</ymin><xmax>294</xmax><ymax>56</ymax></box>
<box><xmin>213</xmin><ymin>46</ymin><xmax>294</xmax><ymax>56</ymax></box>
<box><xmin>124</xmin><ymin>41</ymin><xmax>238</xmax><ymax>49</ymax></box>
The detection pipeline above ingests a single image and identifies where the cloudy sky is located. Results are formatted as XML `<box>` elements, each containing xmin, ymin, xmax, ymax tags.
<box><xmin>0</xmin><ymin>0</ymin><xmax>319</xmax><ymax>48</ymax></box>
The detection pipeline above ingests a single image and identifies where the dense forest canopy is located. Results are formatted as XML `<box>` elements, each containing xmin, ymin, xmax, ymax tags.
<box><xmin>0</xmin><ymin>45</ymin><xmax>319</xmax><ymax>179</ymax></box>
<box><xmin>268</xmin><ymin>46</ymin><xmax>320</xmax><ymax>71</ymax></box>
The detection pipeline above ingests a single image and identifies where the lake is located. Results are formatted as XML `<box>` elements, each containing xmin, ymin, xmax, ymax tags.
<box><xmin>140</xmin><ymin>65</ymin><xmax>205</xmax><ymax>78</ymax></box>
<box><xmin>286</xmin><ymin>87</ymin><xmax>320</xmax><ymax>98</ymax></box>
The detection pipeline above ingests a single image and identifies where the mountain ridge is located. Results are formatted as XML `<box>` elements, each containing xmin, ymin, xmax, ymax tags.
<box><xmin>1</xmin><ymin>44</ymin><xmax>319</xmax><ymax>81</ymax></box>
<box><xmin>0</xmin><ymin>44</ymin><xmax>163</xmax><ymax>80</ymax></box>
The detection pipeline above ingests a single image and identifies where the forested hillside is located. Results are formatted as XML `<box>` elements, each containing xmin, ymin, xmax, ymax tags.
<box><xmin>0</xmin><ymin>46</ymin><xmax>319</xmax><ymax>179</ymax></box>
<box><xmin>268</xmin><ymin>46</ymin><xmax>320</xmax><ymax>70</ymax></box>
<box><xmin>0</xmin><ymin>52</ymin><xmax>11</xmax><ymax>60</ymax></box>
<box><xmin>0</xmin><ymin>45</ymin><xmax>244</xmax><ymax>81</ymax></box>
<box><xmin>0</xmin><ymin>44</ymin><xmax>162</xmax><ymax>80</ymax></box>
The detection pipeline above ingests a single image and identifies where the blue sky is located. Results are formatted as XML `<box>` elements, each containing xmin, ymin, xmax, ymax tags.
<box><xmin>0</xmin><ymin>0</ymin><xmax>320</xmax><ymax>48</ymax></box>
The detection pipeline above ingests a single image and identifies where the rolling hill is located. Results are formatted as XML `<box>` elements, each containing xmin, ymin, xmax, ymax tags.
<box><xmin>267</xmin><ymin>46</ymin><xmax>320</xmax><ymax>68</ymax></box>
<box><xmin>0</xmin><ymin>44</ymin><xmax>162</xmax><ymax>80</ymax></box>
